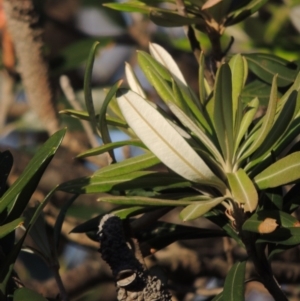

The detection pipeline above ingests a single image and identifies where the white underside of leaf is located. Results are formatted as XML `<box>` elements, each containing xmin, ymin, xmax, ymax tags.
<box><xmin>125</xmin><ymin>62</ymin><xmax>146</xmax><ymax>98</ymax></box>
<box><xmin>117</xmin><ymin>90</ymin><xmax>225</xmax><ymax>190</ymax></box>
<box><xmin>149</xmin><ymin>43</ymin><xmax>187</xmax><ymax>85</ymax></box>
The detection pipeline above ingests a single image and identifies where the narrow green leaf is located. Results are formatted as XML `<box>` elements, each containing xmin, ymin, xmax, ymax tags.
<box><xmin>13</xmin><ymin>287</ymin><xmax>48</xmax><ymax>301</ymax></box>
<box><xmin>226</xmin><ymin>0</ymin><xmax>272</xmax><ymax>27</ymax></box>
<box><xmin>0</xmin><ymin>129</ymin><xmax>66</xmax><ymax>223</ymax></box>
<box><xmin>103</xmin><ymin>2</ymin><xmax>150</xmax><ymax>13</ymax></box>
<box><xmin>246</xmin><ymin>91</ymin><xmax>298</xmax><ymax>170</ymax></box>
<box><xmin>98</xmin><ymin>80</ymin><xmax>122</xmax><ymax>162</ymax></box>
<box><xmin>0</xmin><ymin>217</ymin><xmax>24</xmax><ymax>239</ymax></box>
<box><xmin>254</xmin><ymin>152</ymin><xmax>300</xmax><ymax>189</ymax></box>
<box><xmin>229</xmin><ymin>54</ymin><xmax>247</xmax><ymax>126</ymax></box>
<box><xmin>198</xmin><ymin>52</ymin><xmax>206</xmax><ymax>106</ymax></box>
<box><xmin>98</xmin><ymin>195</ymin><xmax>209</xmax><ymax>206</ymax></box>
<box><xmin>117</xmin><ymin>89</ymin><xmax>226</xmax><ymax>192</ymax></box>
<box><xmin>234</xmin><ymin>97</ymin><xmax>259</xmax><ymax>155</ymax></box>
<box><xmin>53</xmin><ymin>195</ymin><xmax>78</xmax><ymax>254</ymax></box>
<box><xmin>0</xmin><ymin>188</ymin><xmax>56</xmax><ymax>292</ymax></box>
<box><xmin>84</xmin><ymin>41</ymin><xmax>100</xmax><ymax>134</ymax></box>
<box><xmin>77</xmin><ymin>139</ymin><xmax>146</xmax><ymax>159</ymax></box>
<box><xmin>227</xmin><ymin>169</ymin><xmax>258</xmax><ymax>212</ymax></box>
<box><xmin>125</xmin><ymin>62</ymin><xmax>146</xmax><ymax>98</ymax></box>
<box><xmin>58</xmin><ymin>171</ymin><xmax>191</xmax><ymax>194</ymax></box>
<box><xmin>59</xmin><ymin>109</ymin><xmax>128</xmax><ymax>128</ymax></box>
<box><xmin>244</xmin><ymin>53</ymin><xmax>298</xmax><ymax>87</ymax></box>
<box><xmin>95</xmin><ymin>152</ymin><xmax>160</xmax><ymax>177</ymax></box>
<box><xmin>223</xmin><ymin>261</ymin><xmax>246</xmax><ymax>301</ymax></box>
<box><xmin>180</xmin><ymin>197</ymin><xmax>225</xmax><ymax>221</ymax></box>
<box><xmin>214</xmin><ymin>64</ymin><xmax>234</xmax><ymax>168</ymax></box>
<box><xmin>238</xmin><ymin>75</ymin><xmax>278</xmax><ymax>161</ymax></box>
<box><xmin>150</xmin><ymin>10</ymin><xmax>197</xmax><ymax>27</ymax></box>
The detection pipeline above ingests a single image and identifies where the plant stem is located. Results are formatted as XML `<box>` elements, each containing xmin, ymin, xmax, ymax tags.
<box><xmin>51</xmin><ymin>263</ymin><xmax>69</xmax><ymax>301</ymax></box>
<box><xmin>242</xmin><ymin>232</ymin><xmax>288</xmax><ymax>301</ymax></box>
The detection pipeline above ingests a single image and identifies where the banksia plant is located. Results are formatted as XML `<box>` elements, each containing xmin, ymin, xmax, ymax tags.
<box><xmin>58</xmin><ymin>1</ymin><xmax>300</xmax><ymax>300</ymax></box>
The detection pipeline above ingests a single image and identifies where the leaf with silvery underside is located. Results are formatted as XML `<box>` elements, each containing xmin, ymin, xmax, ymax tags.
<box><xmin>180</xmin><ymin>197</ymin><xmax>226</xmax><ymax>221</ymax></box>
<box><xmin>227</xmin><ymin>169</ymin><xmax>258</xmax><ymax>212</ymax></box>
<box><xmin>77</xmin><ymin>139</ymin><xmax>146</xmax><ymax>159</ymax></box>
<box><xmin>254</xmin><ymin>152</ymin><xmax>300</xmax><ymax>190</ymax></box>
<box><xmin>223</xmin><ymin>261</ymin><xmax>246</xmax><ymax>301</ymax></box>
<box><xmin>238</xmin><ymin>75</ymin><xmax>278</xmax><ymax>162</ymax></box>
<box><xmin>214</xmin><ymin>63</ymin><xmax>234</xmax><ymax>168</ymax></box>
<box><xmin>125</xmin><ymin>62</ymin><xmax>146</xmax><ymax>98</ymax></box>
<box><xmin>229</xmin><ymin>54</ymin><xmax>247</xmax><ymax>127</ymax></box>
<box><xmin>58</xmin><ymin>171</ymin><xmax>191</xmax><ymax>194</ymax></box>
<box><xmin>243</xmin><ymin>53</ymin><xmax>299</xmax><ymax>87</ymax></box>
<box><xmin>95</xmin><ymin>152</ymin><xmax>160</xmax><ymax>177</ymax></box>
<box><xmin>98</xmin><ymin>195</ymin><xmax>210</xmax><ymax>207</ymax></box>
<box><xmin>149</xmin><ymin>43</ymin><xmax>198</xmax><ymax>104</ymax></box>
<box><xmin>117</xmin><ymin>89</ymin><xmax>226</xmax><ymax>192</ymax></box>
<box><xmin>84</xmin><ymin>41</ymin><xmax>100</xmax><ymax>134</ymax></box>
<box><xmin>168</xmin><ymin>103</ymin><xmax>224</xmax><ymax>167</ymax></box>
<box><xmin>138</xmin><ymin>50</ymin><xmax>172</xmax><ymax>82</ymax></box>
<box><xmin>59</xmin><ymin>109</ymin><xmax>128</xmax><ymax>128</ymax></box>
<box><xmin>234</xmin><ymin>97</ymin><xmax>259</xmax><ymax>156</ymax></box>
<box><xmin>145</xmin><ymin>65</ymin><xmax>178</xmax><ymax>105</ymax></box>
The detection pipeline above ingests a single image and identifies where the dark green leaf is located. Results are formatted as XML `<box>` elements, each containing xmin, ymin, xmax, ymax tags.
<box><xmin>84</xmin><ymin>41</ymin><xmax>100</xmax><ymax>134</ymax></box>
<box><xmin>214</xmin><ymin>63</ymin><xmax>234</xmax><ymax>165</ymax></box>
<box><xmin>244</xmin><ymin>53</ymin><xmax>299</xmax><ymax>87</ymax></box>
<box><xmin>98</xmin><ymin>80</ymin><xmax>122</xmax><ymax>162</ymax></box>
<box><xmin>241</xmin><ymin>80</ymin><xmax>274</xmax><ymax>106</ymax></box>
<box><xmin>54</xmin><ymin>195</ymin><xmax>78</xmax><ymax>253</ymax></box>
<box><xmin>58</xmin><ymin>171</ymin><xmax>191</xmax><ymax>194</ymax></box>
<box><xmin>0</xmin><ymin>129</ymin><xmax>66</xmax><ymax>224</ymax></box>
<box><xmin>223</xmin><ymin>261</ymin><xmax>246</xmax><ymax>301</ymax></box>
<box><xmin>150</xmin><ymin>10</ymin><xmax>198</xmax><ymax>27</ymax></box>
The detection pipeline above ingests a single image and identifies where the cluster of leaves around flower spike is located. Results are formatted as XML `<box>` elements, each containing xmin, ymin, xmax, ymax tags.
<box><xmin>59</xmin><ymin>42</ymin><xmax>300</xmax><ymax>300</ymax></box>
